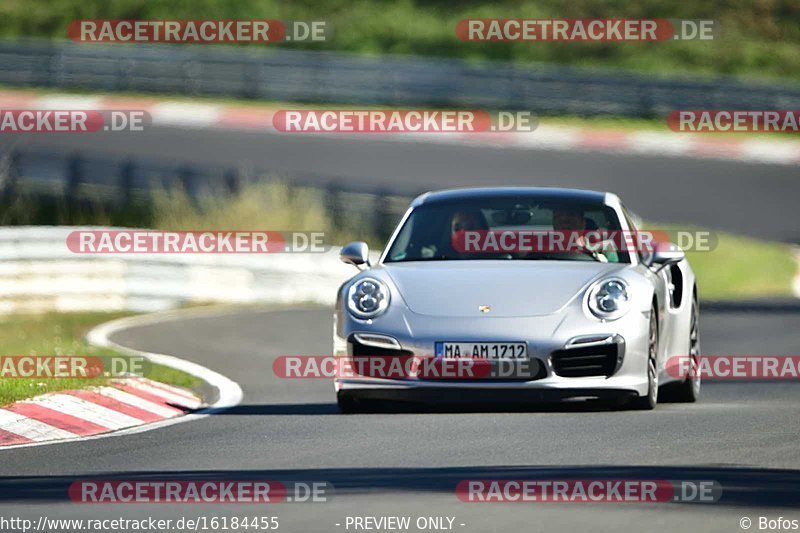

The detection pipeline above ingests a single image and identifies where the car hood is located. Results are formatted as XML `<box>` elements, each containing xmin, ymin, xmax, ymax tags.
<box><xmin>382</xmin><ymin>260</ymin><xmax>626</xmax><ymax>318</ymax></box>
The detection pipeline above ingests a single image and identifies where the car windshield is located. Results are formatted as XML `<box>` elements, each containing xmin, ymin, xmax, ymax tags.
<box><xmin>385</xmin><ymin>197</ymin><xmax>631</xmax><ymax>263</ymax></box>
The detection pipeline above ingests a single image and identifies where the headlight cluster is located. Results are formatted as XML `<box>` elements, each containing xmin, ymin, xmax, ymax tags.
<box><xmin>347</xmin><ymin>278</ymin><xmax>390</xmax><ymax>319</ymax></box>
<box><xmin>588</xmin><ymin>278</ymin><xmax>631</xmax><ymax>320</ymax></box>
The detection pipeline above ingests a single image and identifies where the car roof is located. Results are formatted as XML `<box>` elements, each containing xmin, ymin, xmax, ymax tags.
<box><xmin>411</xmin><ymin>187</ymin><xmax>610</xmax><ymax>207</ymax></box>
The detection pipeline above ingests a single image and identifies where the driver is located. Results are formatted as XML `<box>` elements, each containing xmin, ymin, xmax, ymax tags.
<box><xmin>448</xmin><ymin>209</ymin><xmax>490</xmax><ymax>257</ymax></box>
<box><xmin>450</xmin><ymin>209</ymin><xmax>487</xmax><ymax>234</ymax></box>
<box><xmin>420</xmin><ymin>209</ymin><xmax>489</xmax><ymax>259</ymax></box>
<box><xmin>551</xmin><ymin>207</ymin><xmax>617</xmax><ymax>262</ymax></box>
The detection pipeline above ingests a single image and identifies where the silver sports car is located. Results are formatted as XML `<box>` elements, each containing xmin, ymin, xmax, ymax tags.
<box><xmin>334</xmin><ymin>187</ymin><xmax>700</xmax><ymax>411</ymax></box>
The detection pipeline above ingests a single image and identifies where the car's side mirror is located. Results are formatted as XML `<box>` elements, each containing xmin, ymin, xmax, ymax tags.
<box><xmin>340</xmin><ymin>241</ymin><xmax>371</xmax><ymax>269</ymax></box>
<box><xmin>645</xmin><ymin>242</ymin><xmax>685</xmax><ymax>271</ymax></box>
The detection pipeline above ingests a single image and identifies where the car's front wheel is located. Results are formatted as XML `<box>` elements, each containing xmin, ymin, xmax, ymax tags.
<box><xmin>661</xmin><ymin>294</ymin><xmax>701</xmax><ymax>403</ymax></box>
<box><xmin>627</xmin><ymin>304</ymin><xmax>659</xmax><ymax>410</ymax></box>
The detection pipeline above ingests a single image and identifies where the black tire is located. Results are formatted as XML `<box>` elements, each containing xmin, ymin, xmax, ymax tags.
<box><xmin>662</xmin><ymin>295</ymin><xmax>701</xmax><ymax>403</ymax></box>
<box><xmin>627</xmin><ymin>303</ymin><xmax>659</xmax><ymax>410</ymax></box>
<box><xmin>336</xmin><ymin>392</ymin><xmax>363</xmax><ymax>414</ymax></box>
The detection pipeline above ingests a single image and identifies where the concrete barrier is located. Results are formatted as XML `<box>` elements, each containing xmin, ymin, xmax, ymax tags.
<box><xmin>0</xmin><ymin>226</ymin><xmax>376</xmax><ymax>313</ymax></box>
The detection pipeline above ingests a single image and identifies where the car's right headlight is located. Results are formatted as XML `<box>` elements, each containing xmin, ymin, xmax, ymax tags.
<box><xmin>587</xmin><ymin>278</ymin><xmax>631</xmax><ymax>320</ymax></box>
<box><xmin>347</xmin><ymin>277</ymin><xmax>390</xmax><ymax>319</ymax></box>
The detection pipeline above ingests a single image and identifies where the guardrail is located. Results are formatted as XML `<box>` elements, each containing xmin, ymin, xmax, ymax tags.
<box><xmin>2</xmin><ymin>39</ymin><xmax>800</xmax><ymax>117</ymax></box>
<box><xmin>0</xmin><ymin>226</ymin><xmax>379</xmax><ymax>314</ymax></box>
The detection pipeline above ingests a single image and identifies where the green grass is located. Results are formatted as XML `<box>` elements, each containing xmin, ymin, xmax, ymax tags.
<box><xmin>150</xmin><ymin>180</ymin><xmax>384</xmax><ymax>247</ymax></box>
<box><xmin>651</xmin><ymin>225</ymin><xmax>797</xmax><ymax>300</ymax></box>
<box><xmin>152</xmin><ymin>181</ymin><xmax>328</xmax><ymax>232</ymax></box>
<box><xmin>0</xmin><ymin>311</ymin><xmax>203</xmax><ymax>405</ymax></box>
<box><xmin>2</xmin><ymin>0</ymin><xmax>800</xmax><ymax>82</ymax></box>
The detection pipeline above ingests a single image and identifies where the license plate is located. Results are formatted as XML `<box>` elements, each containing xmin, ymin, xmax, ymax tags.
<box><xmin>435</xmin><ymin>342</ymin><xmax>527</xmax><ymax>360</ymax></box>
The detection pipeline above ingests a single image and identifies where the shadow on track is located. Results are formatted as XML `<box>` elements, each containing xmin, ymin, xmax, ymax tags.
<box><xmin>0</xmin><ymin>465</ymin><xmax>798</xmax><ymax>508</ymax></box>
<box><xmin>211</xmin><ymin>400</ymin><xmax>638</xmax><ymax>415</ymax></box>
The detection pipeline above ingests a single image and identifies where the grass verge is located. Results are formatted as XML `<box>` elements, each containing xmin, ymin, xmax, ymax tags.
<box><xmin>0</xmin><ymin>311</ymin><xmax>203</xmax><ymax>406</ymax></box>
<box><xmin>653</xmin><ymin>226</ymin><xmax>797</xmax><ymax>300</ymax></box>
<box><xmin>150</xmin><ymin>180</ymin><xmax>383</xmax><ymax>247</ymax></box>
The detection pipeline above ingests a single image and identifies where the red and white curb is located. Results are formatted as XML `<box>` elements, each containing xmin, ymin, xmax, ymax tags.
<box><xmin>2</xmin><ymin>90</ymin><xmax>798</xmax><ymax>166</ymax></box>
<box><xmin>0</xmin><ymin>377</ymin><xmax>201</xmax><ymax>446</ymax></box>
<box><xmin>0</xmin><ymin>306</ymin><xmax>243</xmax><ymax>450</ymax></box>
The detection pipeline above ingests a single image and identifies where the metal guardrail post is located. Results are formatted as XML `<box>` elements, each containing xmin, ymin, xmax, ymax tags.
<box><xmin>178</xmin><ymin>166</ymin><xmax>197</xmax><ymax>202</ymax></box>
<box><xmin>324</xmin><ymin>183</ymin><xmax>345</xmax><ymax>235</ymax></box>
<box><xmin>1</xmin><ymin>150</ymin><xmax>21</xmax><ymax>201</ymax></box>
<box><xmin>119</xmin><ymin>159</ymin><xmax>135</xmax><ymax>205</ymax></box>
<box><xmin>224</xmin><ymin>168</ymin><xmax>241</xmax><ymax>196</ymax></box>
<box><xmin>373</xmin><ymin>190</ymin><xmax>394</xmax><ymax>242</ymax></box>
<box><xmin>65</xmin><ymin>153</ymin><xmax>83</xmax><ymax>202</ymax></box>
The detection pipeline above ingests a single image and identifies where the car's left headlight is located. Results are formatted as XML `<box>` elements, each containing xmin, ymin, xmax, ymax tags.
<box><xmin>347</xmin><ymin>277</ymin><xmax>390</xmax><ymax>319</ymax></box>
<box><xmin>587</xmin><ymin>278</ymin><xmax>631</xmax><ymax>320</ymax></box>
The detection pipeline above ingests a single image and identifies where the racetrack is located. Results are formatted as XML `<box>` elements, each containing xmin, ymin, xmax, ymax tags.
<box><xmin>5</xmin><ymin>126</ymin><xmax>800</xmax><ymax>242</ymax></box>
<box><xmin>0</xmin><ymin>305</ymin><xmax>798</xmax><ymax>532</ymax></box>
<box><xmin>3</xmin><ymin>121</ymin><xmax>800</xmax><ymax>531</ymax></box>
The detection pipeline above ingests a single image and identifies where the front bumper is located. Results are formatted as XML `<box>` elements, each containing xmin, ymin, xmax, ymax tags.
<box><xmin>337</xmin><ymin>386</ymin><xmax>638</xmax><ymax>405</ymax></box>
<box><xmin>334</xmin><ymin>307</ymin><xmax>652</xmax><ymax>399</ymax></box>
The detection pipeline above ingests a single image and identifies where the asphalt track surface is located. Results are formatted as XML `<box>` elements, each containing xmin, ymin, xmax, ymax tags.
<box><xmin>4</xmin><ymin>126</ymin><xmax>800</xmax><ymax>242</ymax></box>
<box><xmin>2</xmin><ymin>125</ymin><xmax>799</xmax><ymax>531</ymax></box>
<box><xmin>1</xmin><ymin>305</ymin><xmax>799</xmax><ymax>533</ymax></box>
